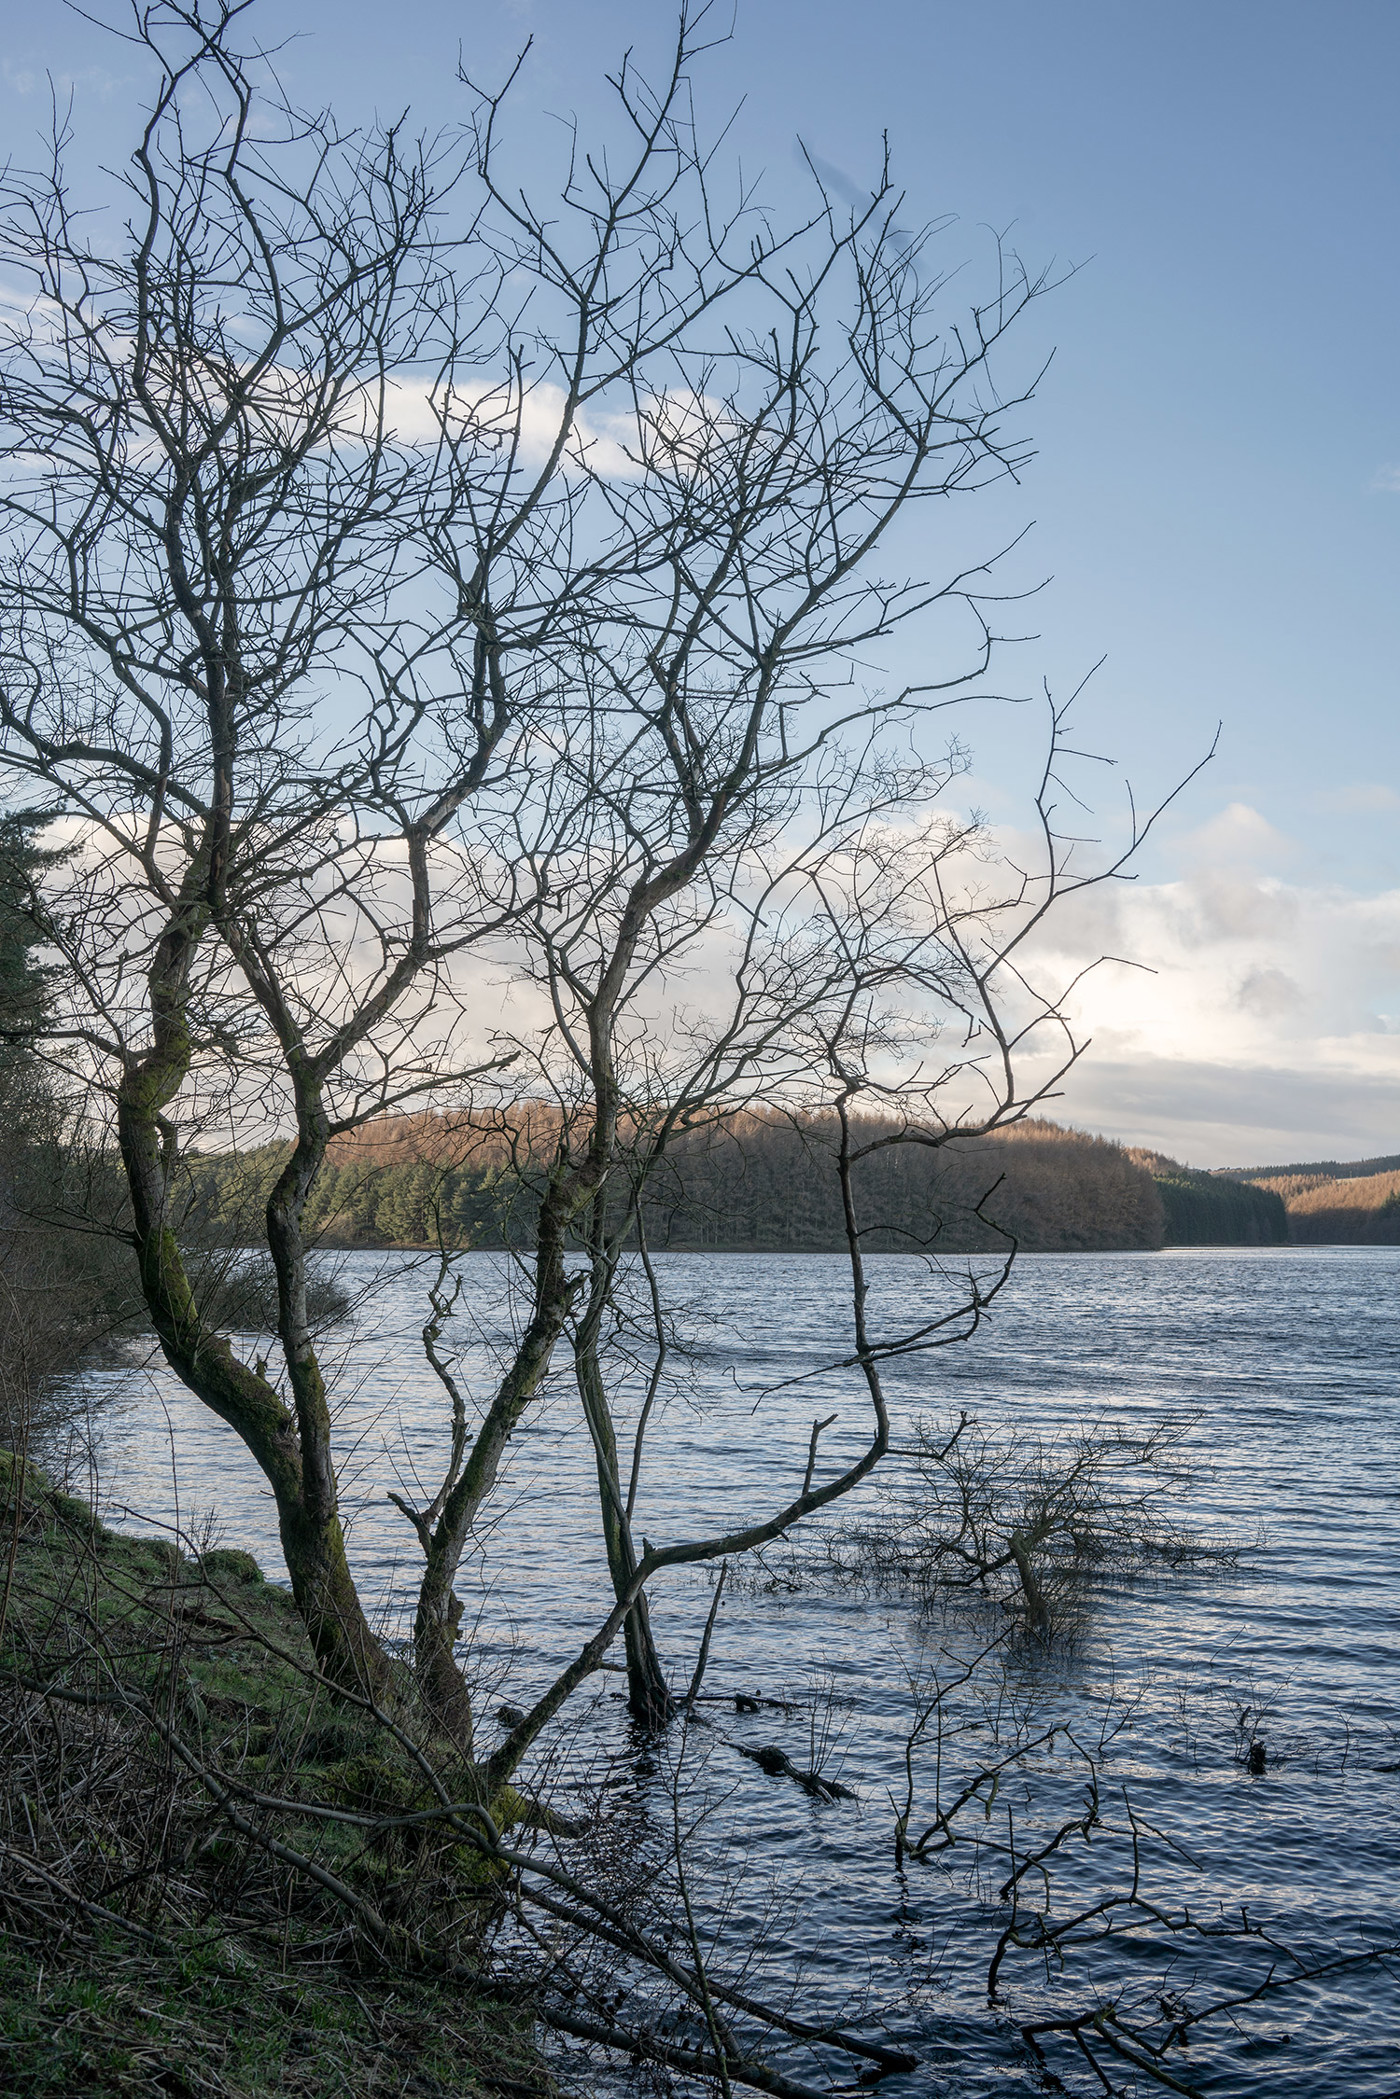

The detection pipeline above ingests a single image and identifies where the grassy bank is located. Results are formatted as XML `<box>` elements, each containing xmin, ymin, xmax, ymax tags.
<box><xmin>0</xmin><ymin>1452</ymin><xmax>550</xmax><ymax>2099</ymax></box>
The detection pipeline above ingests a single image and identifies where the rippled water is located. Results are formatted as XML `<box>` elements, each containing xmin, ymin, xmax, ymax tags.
<box><xmin>66</xmin><ymin>1248</ymin><xmax>1400</xmax><ymax>2096</ymax></box>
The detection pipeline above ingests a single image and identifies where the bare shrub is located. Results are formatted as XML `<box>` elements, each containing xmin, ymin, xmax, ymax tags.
<box><xmin>830</xmin><ymin>1410</ymin><xmax>1230</xmax><ymax>1639</ymax></box>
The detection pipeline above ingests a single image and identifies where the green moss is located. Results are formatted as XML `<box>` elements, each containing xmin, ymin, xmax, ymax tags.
<box><xmin>0</xmin><ymin>1456</ymin><xmax>550</xmax><ymax>2097</ymax></box>
<box><xmin>0</xmin><ymin>1937</ymin><xmax>545</xmax><ymax>2096</ymax></box>
<box><xmin>0</xmin><ymin>1447</ymin><xmax>49</xmax><ymax>1497</ymax></box>
<box><xmin>47</xmin><ymin>1487</ymin><xmax>106</xmax><ymax>1528</ymax></box>
<box><xmin>201</xmin><ymin>1546</ymin><xmax>266</xmax><ymax>1584</ymax></box>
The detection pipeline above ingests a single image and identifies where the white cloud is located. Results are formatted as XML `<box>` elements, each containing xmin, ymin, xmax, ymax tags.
<box><xmin>2</xmin><ymin>60</ymin><xmax>130</xmax><ymax>101</ymax></box>
<box><xmin>1182</xmin><ymin>800</ymin><xmax>1293</xmax><ymax>868</ymax></box>
<box><xmin>1236</xmin><ymin>965</ymin><xmax>1305</xmax><ymax>1017</ymax></box>
<box><xmin>372</xmin><ymin>373</ymin><xmax>640</xmax><ymax>479</ymax></box>
<box><xmin>1019</xmin><ymin>803</ymin><xmax>1400</xmax><ymax>1166</ymax></box>
<box><xmin>0</xmin><ymin>260</ymin><xmax>743</xmax><ymax>489</ymax></box>
<box><xmin>0</xmin><ymin>303</ymin><xmax>648</xmax><ymax>484</ymax></box>
<box><xmin>1371</xmin><ymin>463</ymin><xmax>1400</xmax><ymax>493</ymax></box>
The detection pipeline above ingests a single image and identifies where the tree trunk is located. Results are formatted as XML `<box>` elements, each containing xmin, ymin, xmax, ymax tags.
<box><xmin>1007</xmin><ymin>1531</ymin><xmax>1050</xmax><ymax>1633</ymax></box>
<box><xmin>263</xmin><ymin>1103</ymin><xmax>397</xmax><ymax>1700</ymax></box>
<box><xmin>414</xmin><ymin>1207</ymin><xmax>583</xmax><ymax>1751</ymax></box>
<box><xmin>116</xmin><ymin>897</ymin><xmax>393</xmax><ymax>1701</ymax></box>
<box><xmin>577</xmin><ymin>1331</ymin><xmax>673</xmax><ymax>1727</ymax></box>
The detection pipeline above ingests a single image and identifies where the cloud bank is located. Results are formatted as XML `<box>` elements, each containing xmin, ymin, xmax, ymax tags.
<box><xmin>1028</xmin><ymin>802</ymin><xmax>1400</xmax><ymax>1167</ymax></box>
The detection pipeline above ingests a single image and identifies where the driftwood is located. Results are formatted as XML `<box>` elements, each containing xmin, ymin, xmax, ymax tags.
<box><xmin>735</xmin><ymin>1742</ymin><xmax>857</xmax><ymax>1802</ymax></box>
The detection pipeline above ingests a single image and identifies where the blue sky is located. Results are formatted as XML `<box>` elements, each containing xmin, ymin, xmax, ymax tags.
<box><xmin>5</xmin><ymin>0</ymin><xmax>1399</xmax><ymax>1165</ymax></box>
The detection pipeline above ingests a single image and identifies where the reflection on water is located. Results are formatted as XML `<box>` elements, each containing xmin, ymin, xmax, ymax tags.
<box><xmin>68</xmin><ymin>1248</ymin><xmax>1400</xmax><ymax>2096</ymax></box>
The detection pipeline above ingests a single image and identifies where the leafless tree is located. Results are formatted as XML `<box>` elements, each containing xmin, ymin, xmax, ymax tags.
<box><xmin>850</xmin><ymin>1408</ymin><xmax>1206</xmax><ymax>1635</ymax></box>
<box><xmin>493</xmin><ymin>659</ymin><xmax>1204</xmax><ymax>1721</ymax></box>
<box><xmin>0</xmin><ymin>0</ymin><xmax>1192</xmax><ymax>1827</ymax></box>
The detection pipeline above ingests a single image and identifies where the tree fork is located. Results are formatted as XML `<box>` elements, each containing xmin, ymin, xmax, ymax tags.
<box><xmin>116</xmin><ymin>903</ymin><xmax>393</xmax><ymax>1701</ymax></box>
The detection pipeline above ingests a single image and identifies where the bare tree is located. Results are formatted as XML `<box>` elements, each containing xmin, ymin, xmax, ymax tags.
<box><xmin>490</xmin><ymin>664</ymin><xmax>1200</xmax><ymax>1723</ymax></box>
<box><xmin>0</xmin><ymin>0</ymin><xmax>1186</xmax><ymax>1822</ymax></box>
<box><xmin>0</xmin><ymin>0</ymin><xmax>800</xmax><ymax>1727</ymax></box>
<box><xmin>838</xmin><ymin>1407</ymin><xmax>1205</xmax><ymax>1635</ymax></box>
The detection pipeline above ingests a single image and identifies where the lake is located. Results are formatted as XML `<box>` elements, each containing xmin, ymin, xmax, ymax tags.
<box><xmin>63</xmin><ymin>1247</ymin><xmax>1400</xmax><ymax>2098</ymax></box>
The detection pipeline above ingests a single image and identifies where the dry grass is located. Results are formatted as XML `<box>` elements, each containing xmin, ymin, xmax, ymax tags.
<box><xmin>0</xmin><ymin>1451</ymin><xmax>550</xmax><ymax>2099</ymax></box>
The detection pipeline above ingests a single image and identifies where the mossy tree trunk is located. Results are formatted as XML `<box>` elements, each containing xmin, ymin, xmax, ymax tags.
<box><xmin>116</xmin><ymin>867</ymin><xmax>394</xmax><ymax>1700</ymax></box>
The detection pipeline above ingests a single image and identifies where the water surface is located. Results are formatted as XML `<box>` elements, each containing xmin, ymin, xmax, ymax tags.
<box><xmin>71</xmin><ymin>1248</ymin><xmax>1400</xmax><ymax>2096</ymax></box>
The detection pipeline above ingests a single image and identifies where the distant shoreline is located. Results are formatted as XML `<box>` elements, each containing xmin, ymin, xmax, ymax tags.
<box><xmin>290</xmin><ymin>1236</ymin><xmax>1388</xmax><ymax>1257</ymax></box>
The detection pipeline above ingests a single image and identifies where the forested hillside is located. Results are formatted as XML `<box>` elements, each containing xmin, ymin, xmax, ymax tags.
<box><xmin>1243</xmin><ymin>1167</ymin><xmax>1400</xmax><ymax>1243</ymax></box>
<box><xmin>175</xmin><ymin>1113</ymin><xmax>1288</xmax><ymax>1254</ymax></box>
<box><xmin>1219</xmin><ymin>1152</ymin><xmax>1400</xmax><ymax>1183</ymax></box>
<box><xmin>1126</xmin><ymin>1151</ymin><xmax>1287</xmax><ymax>1247</ymax></box>
<box><xmin>1208</xmin><ymin>1147</ymin><xmax>1400</xmax><ymax>1242</ymax></box>
<box><xmin>635</xmin><ymin>1115</ymin><xmax>1165</xmax><ymax>1252</ymax></box>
